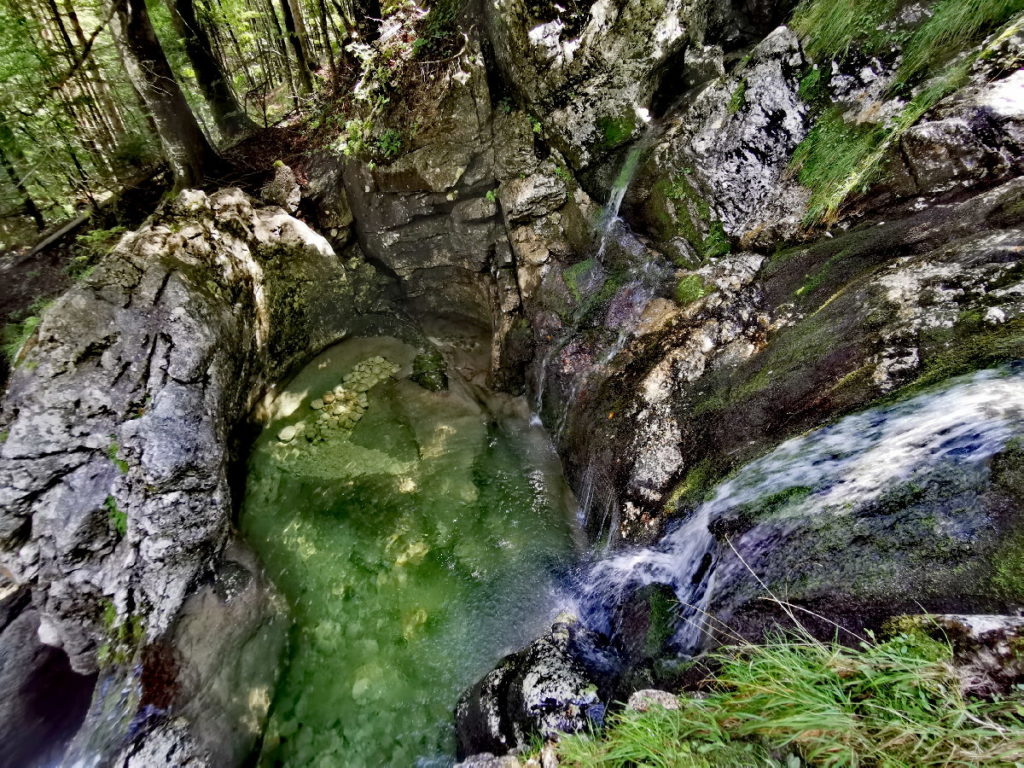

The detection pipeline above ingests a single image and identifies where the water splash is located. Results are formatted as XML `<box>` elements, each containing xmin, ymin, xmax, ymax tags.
<box><xmin>575</xmin><ymin>367</ymin><xmax>1024</xmax><ymax>652</ymax></box>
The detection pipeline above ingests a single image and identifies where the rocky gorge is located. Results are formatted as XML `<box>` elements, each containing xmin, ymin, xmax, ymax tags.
<box><xmin>2</xmin><ymin>0</ymin><xmax>1024</xmax><ymax>765</ymax></box>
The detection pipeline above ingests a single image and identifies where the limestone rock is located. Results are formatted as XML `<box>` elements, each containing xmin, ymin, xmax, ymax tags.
<box><xmin>455</xmin><ymin>617</ymin><xmax>621</xmax><ymax>757</ymax></box>
<box><xmin>260</xmin><ymin>162</ymin><xmax>301</xmax><ymax>213</ymax></box>
<box><xmin>626</xmin><ymin>688</ymin><xmax>680</xmax><ymax>712</ymax></box>
<box><xmin>456</xmin><ymin>754</ymin><xmax>523</xmax><ymax>768</ymax></box>
<box><xmin>632</xmin><ymin>26</ymin><xmax>811</xmax><ymax>247</ymax></box>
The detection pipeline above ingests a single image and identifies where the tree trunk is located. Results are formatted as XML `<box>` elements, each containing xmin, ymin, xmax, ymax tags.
<box><xmin>165</xmin><ymin>0</ymin><xmax>254</xmax><ymax>141</ymax></box>
<box><xmin>107</xmin><ymin>0</ymin><xmax>218</xmax><ymax>190</ymax></box>
<box><xmin>280</xmin><ymin>0</ymin><xmax>314</xmax><ymax>93</ymax></box>
<box><xmin>0</xmin><ymin>118</ymin><xmax>45</xmax><ymax>231</ymax></box>
<box><xmin>351</xmin><ymin>0</ymin><xmax>380</xmax><ymax>41</ymax></box>
<box><xmin>316</xmin><ymin>0</ymin><xmax>336</xmax><ymax>78</ymax></box>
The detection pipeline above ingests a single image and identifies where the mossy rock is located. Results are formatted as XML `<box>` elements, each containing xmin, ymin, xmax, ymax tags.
<box><xmin>410</xmin><ymin>351</ymin><xmax>448</xmax><ymax>392</ymax></box>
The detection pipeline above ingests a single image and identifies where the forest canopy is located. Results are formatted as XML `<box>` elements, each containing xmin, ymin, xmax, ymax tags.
<box><xmin>0</xmin><ymin>0</ymin><xmax>463</xmax><ymax>251</ymax></box>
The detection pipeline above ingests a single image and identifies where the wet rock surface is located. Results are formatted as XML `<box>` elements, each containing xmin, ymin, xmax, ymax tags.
<box><xmin>0</xmin><ymin>188</ymin><xmax>397</xmax><ymax>762</ymax></box>
<box><xmin>455</xmin><ymin>616</ymin><xmax>621</xmax><ymax>757</ymax></box>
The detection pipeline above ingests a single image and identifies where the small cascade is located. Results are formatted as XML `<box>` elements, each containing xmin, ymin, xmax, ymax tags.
<box><xmin>573</xmin><ymin>366</ymin><xmax>1024</xmax><ymax>653</ymax></box>
<box><xmin>595</xmin><ymin>125</ymin><xmax>658</xmax><ymax>261</ymax></box>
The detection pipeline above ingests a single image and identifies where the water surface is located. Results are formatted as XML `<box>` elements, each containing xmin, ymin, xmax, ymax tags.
<box><xmin>242</xmin><ymin>337</ymin><xmax>580</xmax><ymax>767</ymax></box>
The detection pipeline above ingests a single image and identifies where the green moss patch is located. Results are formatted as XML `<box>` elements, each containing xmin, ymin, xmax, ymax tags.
<box><xmin>596</xmin><ymin>114</ymin><xmax>638</xmax><ymax>151</ymax></box>
<box><xmin>105</xmin><ymin>495</ymin><xmax>127</xmax><ymax>536</ymax></box>
<box><xmin>674</xmin><ymin>274</ymin><xmax>712</xmax><ymax>306</ymax></box>
<box><xmin>646</xmin><ymin>173</ymin><xmax>731</xmax><ymax>261</ymax></box>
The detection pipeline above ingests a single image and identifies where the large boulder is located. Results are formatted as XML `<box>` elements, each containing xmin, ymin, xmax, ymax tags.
<box><xmin>629</xmin><ymin>26</ymin><xmax>811</xmax><ymax>249</ymax></box>
<box><xmin>455</xmin><ymin>616</ymin><xmax>621</xmax><ymax>757</ymax></box>
<box><xmin>0</xmin><ymin>188</ymin><xmax>394</xmax><ymax>761</ymax></box>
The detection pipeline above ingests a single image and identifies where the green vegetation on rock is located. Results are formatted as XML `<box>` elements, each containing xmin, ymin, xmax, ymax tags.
<box><xmin>564</xmin><ymin>258</ymin><xmax>596</xmax><ymax>303</ymax></box>
<box><xmin>597</xmin><ymin>114</ymin><xmax>637</xmax><ymax>151</ymax></box>
<box><xmin>554</xmin><ymin>628</ymin><xmax>1024</xmax><ymax>767</ymax></box>
<box><xmin>105</xmin><ymin>495</ymin><xmax>126</xmax><ymax>536</ymax></box>
<box><xmin>728</xmin><ymin>79</ymin><xmax>747</xmax><ymax>114</ymax></box>
<box><xmin>2</xmin><ymin>296</ymin><xmax>50</xmax><ymax>365</ymax></box>
<box><xmin>648</xmin><ymin>173</ymin><xmax>732</xmax><ymax>261</ymax></box>
<box><xmin>107</xmin><ymin>440</ymin><xmax>129</xmax><ymax>474</ymax></box>
<box><xmin>790</xmin><ymin>0</ymin><xmax>1023</xmax><ymax>222</ymax></box>
<box><xmin>674</xmin><ymin>274</ymin><xmax>711</xmax><ymax>306</ymax></box>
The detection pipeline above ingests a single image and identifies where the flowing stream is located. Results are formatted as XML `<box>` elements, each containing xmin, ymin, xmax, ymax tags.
<box><xmin>241</xmin><ymin>337</ymin><xmax>581</xmax><ymax>767</ymax></box>
<box><xmin>575</xmin><ymin>366</ymin><xmax>1024</xmax><ymax>651</ymax></box>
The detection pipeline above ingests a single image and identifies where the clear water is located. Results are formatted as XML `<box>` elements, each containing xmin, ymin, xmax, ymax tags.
<box><xmin>242</xmin><ymin>337</ymin><xmax>580</xmax><ymax>768</ymax></box>
<box><xmin>576</xmin><ymin>366</ymin><xmax>1024</xmax><ymax>651</ymax></box>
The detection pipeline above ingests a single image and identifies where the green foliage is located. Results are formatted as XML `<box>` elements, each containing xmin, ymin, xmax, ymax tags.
<box><xmin>105</xmin><ymin>495</ymin><xmax>127</xmax><ymax>536</ymax></box>
<box><xmin>792</xmin><ymin>0</ymin><xmax>902</xmax><ymax>60</ymax></box>
<box><xmin>2</xmin><ymin>314</ymin><xmax>41</xmax><ymax>364</ymax></box>
<box><xmin>702</xmin><ymin>221</ymin><xmax>730</xmax><ymax>259</ymax></box>
<box><xmin>553</xmin><ymin>165</ymin><xmax>573</xmax><ymax>184</ymax></box>
<box><xmin>899</xmin><ymin>0</ymin><xmax>1024</xmax><ymax>83</ymax></box>
<box><xmin>728</xmin><ymin>79</ymin><xmax>747</xmax><ymax>114</ymax></box>
<box><xmin>68</xmin><ymin>225</ymin><xmax>127</xmax><ymax>280</ymax></box>
<box><xmin>790</xmin><ymin>107</ymin><xmax>886</xmax><ymax>223</ymax></box>
<box><xmin>798</xmin><ymin>66</ymin><xmax>824</xmax><ymax>103</ymax></box>
<box><xmin>674</xmin><ymin>274</ymin><xmax>711</xmax><ymax>305</ymax></box>
<box><xmin>790</xmin><ymin>0</ymin><xmax>1023</xmax><ymax>223</ymax></box>
<box><xmin>413</xmin><ymin>0</ymin><xmax>465</xmax><ymax>58</ymax></box>
<box><xmin>596</xmin><ymin>114</ymin><xmax>636</xmax><ymax>150</ymax></box>
<box><xmin>107</xmin><ymin>440</ymin><xmax>129</xmax><ymax>474</ymax></box>
<box><xmin>0</xmin><ymin>430</ymin><xmax>7</xmax><ymax>443</ymax></box>
<box><xmin>485</xmin><ymin>188</ymin><xmax>498</xmax><ymax>203</ymax></box>
<box><xmin>373</xmin><ymin>128</ymin><xmax>403</xmax><ymax>159</ymax></box>
<box><xmin>556</xmin><ymin>629</ymin><xmax>1024</xmax><ymax>767</ymax></box>
<box><xmin>2</xmin><ymin>295</ymin><xmax>51</xmax><ymax>364</ymax></box>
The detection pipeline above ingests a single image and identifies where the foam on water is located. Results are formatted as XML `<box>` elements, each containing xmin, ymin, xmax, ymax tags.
<box><xmin>575</xmin><ymin>367</ymin><xmax>1024</xmax><ymax>650</ymax></box>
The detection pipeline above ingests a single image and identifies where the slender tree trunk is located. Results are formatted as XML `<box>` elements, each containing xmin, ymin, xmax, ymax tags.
<box><xmin>0</xmin><ymin>118</ymin><xmax>45</xmax><ymax>231</ymax></box>
<box><xmin>107</xmin><ymin>0</ymin><xmax>218</xmax><ymax>190</ymax></box>
<box><xmin>63</xmin><ymin>0</ymin><xmax>127</xmax><ymax>138</ymax></box>
<box><xmin>261</xmin><ymin>0</ymin><xmax>299</xmax><ymax>108</ymax></box>
<box><xmin>165</xmin><ymin>0</ymin><xmax>255</xmax><ymax>141</ymax></box>
<box><xmin>280</xmin><ymin>0</ymin><xmax>314</xmax><ymax>93</ymax></box>
<box><xmin>316</xmin><ymin>0</ymin><xmax>336</xmax><ymax>78</ymax></box>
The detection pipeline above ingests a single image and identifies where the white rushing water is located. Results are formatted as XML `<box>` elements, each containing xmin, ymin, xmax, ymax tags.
<box><xmin>575</xmin><ymin>366</ymin><xmax>1024</xmax><ymax>651</ymax></box>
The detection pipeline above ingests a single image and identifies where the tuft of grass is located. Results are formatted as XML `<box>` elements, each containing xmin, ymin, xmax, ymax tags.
<box><xmin>792</xmin><ymin>0</ymin><xmax>902</xmax><ymax>61</ymax></box>
<box><xmin>555</xmin><ymin>627</ymin><xmax>1024</xmax><ymax>767</ymax></box>
<box><xmin>899</xmin><ymin>0</ymin><xmax>1024</xmax><ymax>83</ymax></box>
<box><xmin>728</xmin><ymin>79</ymin><xmax>748</xmax><ymax>114</ymax></box>
<box><xmin>106</xmin><ymin>440</ymin><xmax>129</xmax><ymax>474</ymax></box>
<box><xmin>2</xmin><ymin>296</ymin><xmax>51</xmax><ymax>365</ymax></box>
<box><xmin>105</xmin><ymin>495</ymin><xmax>127</xmax><ymax>536</ymax></box>
<box><xmin>789</xmin><ymin>0</ymin><xmax>1024</xmax><ymax>223</ymax></box>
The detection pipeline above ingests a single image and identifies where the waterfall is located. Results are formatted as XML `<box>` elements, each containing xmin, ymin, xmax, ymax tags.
<box><xmin>574</xmin><ymin>366</ymin><xmax>1024</xmax><ymax>653</ymax></box>
<box><xmin>595</xmin><ymin>127</ymin><xmax>657</xmax><ymax>261</ymax></box>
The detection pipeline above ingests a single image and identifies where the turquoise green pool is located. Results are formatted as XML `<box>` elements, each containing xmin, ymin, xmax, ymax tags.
<box><xmin>241</xmin><ymin>337</ymin><xmax>580</xmax><ymax>767</ymax></box>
